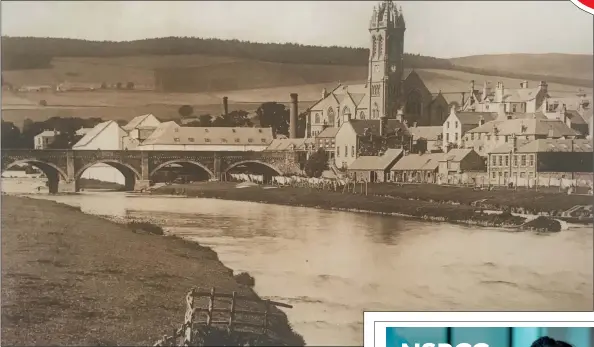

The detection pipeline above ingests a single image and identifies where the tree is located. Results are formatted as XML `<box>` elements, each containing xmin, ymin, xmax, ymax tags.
<box><xmin>126</xmin><ymin>81</ymin><xmax>135</xmax><ymax>90</ymax></box>
<box><xmin>304</xmin><ymin>148</ymin><xmax>328</xmax><ymax>178</ymax></box>
<box><xmin>116</xmin><ymin>82</ymin><xmax>122</xmax><ymax>89</ymax></box>
<box><xmin>198</xmin><ymin>114</ymin><xmax>212</xmax><ymax>126</ymax></box>
<box><xmin>178</xmin><ymin>105</ymin><xmax>194</xmax><ymax>119</ymax></box>
<box><xmin>212</xmin><ymin>110</ymin><xmax>252</xmax><ymax>127</ymax></box>
<box><xmin>100</xmin><ymin>82</ymin><xmax>107</xmax><ymax>89</ymax></box>
<box><xmin>256</xmin><ymin>102</ymin><xmax>289</xmax><ymax>137</ymax></box>
<box><xmin>413</xmin><ymin>138</ymin><xmax>428</xmax><ymax>154</ymax></box>
<box><xmin>1</xmin><ymin>121</ymin><xmax>22</xmax><ymax>148</ymax></box>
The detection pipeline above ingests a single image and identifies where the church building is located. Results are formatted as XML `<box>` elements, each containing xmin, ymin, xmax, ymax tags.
<box><xmin>306</xmin><ymin>1</ymin><xmax>448</xmax><ymax>138</ymax></box>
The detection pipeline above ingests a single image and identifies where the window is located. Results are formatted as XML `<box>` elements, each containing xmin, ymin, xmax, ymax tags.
<box><xmin>315</xmin><ymin>113</ymin><xmax>320</xmax><ymax>124</ymax></box>
<box><xmin>521</xmin><ymin>155</ymin><xmax>526</xmax><ymax>166</ymax></box>
<box><xmin>446</xmin><ymin>133</ymin><xmax>450</xmax><ymax>142</ymax></box>
<box><xmin>377</xmin><ymin>35</ymin><xmax>383</xmax><ymax>57</ymax></box>
<box><xmin>248</xmin><ymin>138</ymin><xmax>253</xmax><ymax>143</ymax></box>
<box><xmin>371</xmin><ymin>36</ymin><xmax>377</xmax><ymax>57</ymax></box>
<box><xmin>359</xmin><ymin>111</ymin><xmax>366</xmax><ymax>120</ymax></box>
<box><xmin>455</xmin><ymin>133</ymin><xmax>458</xmax><ymax>141</ymax></box>
<box><xmin>455</xmin><ymin>121</ymin><xmax>458</xmax><ymax>128</ymax></box>
<box><xmin>337</xmin><ymin>146</ymin><xmax>340</xmax><ymax>157</ymax></box>
<box><xmin>505</xmin><ymin>135</ymin><xmax>508</xmax><ymax>143</ymax></box>
<box><xmin>498</xmin><ymin>171</ymin><xmax>502</xmax><ymax>177</ymax></box>
<box><xmin>512</xmin><ymin>104</ymin><xmax>517</xmax><ymax>112</ymax></box>
<box><xmin>234</xmin><ymin>138</ymin><xmax>240</xmax><ymax>143</ymax></box>
<box><xmin>174</xmin><ymin>128</ymin><xmax>179</xmax><ymax>132</ymax></box>
<box><xmin>222</xmin><ymin>139</ymin><xmax>228</xmax><ymax>143</ymax></box>
<box><xmin>504</xmin><ymin>172</ymin><xmax>508</xmax><ymax>178</ymax></box>
<box><xmin>342</xmin><ymin>106</ymin><xmax>351</xmax><ymax>120</ymax></box>
<box><xmin>513</xmin><ymin>155</ymin><xmax>518</xmax><ymax>166</ymax></box>
<box><xmin>492</xmin><ymin>172</ymin><xmax>496</xmax><ymax>178</ymax></box>
<box><xmin>345</xmin><ymin>145</ymin><xmax>348</xmax><ymax>157</ymax></box>
<box><xmin>261</xmin><ymin>138</ymin><xmax>267</xmax><ymax>143</ymax></box>
<box><xmin>447</xmin><ymin>121</ymin><xmax>450</xmax><ymax>129</ymax></box>
<box><xmin>529</xmin><ymin>155</ymin><xmax>534</xmax><ymax>166</ymax></box>
<box><xmin>188</xmin><ymin>137</ymin><xmax>195</xmax><ymax>142</ymax></box>
<box><xmin>487</xmin><ymin>135</ymin><xmax>491</xmax><ymax>140</ymax></box>
<box><xmin>232</xmin><ymin>129</ymin><xmax>236</xmax><ymax>133</ymax></box>
<box><xmin>498</xmin><ymin>155</ymin><xmax>502</xmax><ymax>166</ymax></box>
<box><xmin>492</xmin><ymin>156</ymin><xmax>496</xmax><ymax>166</ymax></box>
<box><xmin>504</xmin><ymin>155</ymin><xmax>509</xmax><ymax>166</ymax></box>
<box><xmin>174</xmin><ymin>138</ymin><xmax>180</xmax><ymax>142</ymax></box>
<box><xmin>328</xmin><ymin>107</ymin><xmax>335</xmax><ymax>126</ymax></box>
<box><xmin>351</xmin><ymin>146</ymin><xmax>355</xmax><ymax>157</ymax></box>
<box><xmin>520</xmin><ymin>172</ymin><xmax>526</xmax><ymax>178</ymax></box>
<box><xmin>205</xmin><ymin>138</ymin><xmax>211</xmax><ymax>142</ymax></box>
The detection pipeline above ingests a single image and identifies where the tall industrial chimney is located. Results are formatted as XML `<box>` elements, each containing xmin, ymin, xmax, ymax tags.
<box><xmin>290</xmin><ymin>93</ymin><xmax>298</xmax><ymax>139</ymax></box>
<box><xmin>222</xmin><ymin>96</ymin><xmax>229</xmax><ymax>117</ymax></box>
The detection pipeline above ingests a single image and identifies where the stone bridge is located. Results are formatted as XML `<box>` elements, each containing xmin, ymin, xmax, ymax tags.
<box><xmin>1</xmin><ymin>149</ymin><xmax>303</xmax><ymax>193</ymax></box>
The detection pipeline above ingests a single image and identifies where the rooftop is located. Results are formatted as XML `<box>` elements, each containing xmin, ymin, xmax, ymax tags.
<box><xmin>407</xmin><ymin>125</ymin><xmax>442</xmax><ymax>141</ymax></box>
<box><xmin>391</xmin><ymin>152</ymin><xmax>443</xmax><ymax>171</ymax></box>
<box><xmin>140</xmin><ymin>123</ymin><xmax>274</xmax><ymax>146</ymax></box>
<box><xmin>347</xmin><ymin>148</ymin><xmax>404</xmax><ymax>171</ymax></box>
<box><xmin>467</xmin><ymin>118</ymin><xmax>581</xmax><ymax>137</ymax></box>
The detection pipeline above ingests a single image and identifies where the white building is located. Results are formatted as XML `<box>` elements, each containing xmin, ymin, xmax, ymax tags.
<box><xmin>442</xmin><ymin>108</ymin><xmax>496</xmax><ymax>152</ymax></box>
<box><xmin>72</xmin><ymin>120</ymin><xmax>140</xmax><ymax>184</ymax></box>
<box><xmin>34</xmin><ymin>130</ymin><xmax>59</xmax><ymax>149</ymax></box>
<box><xmin>136</xmin><ymin>121</ymin><xmax>274</xmax><ymax>151</ymax></box>
<box><xmin>462</xmin><ymin>80</ymin><xmax>549</xmax><ymax>114</ymax></box>
<box><xmin>122</xmin><ymin>114</ymin><xmax>161</xmax><ymax>142</ymax></box>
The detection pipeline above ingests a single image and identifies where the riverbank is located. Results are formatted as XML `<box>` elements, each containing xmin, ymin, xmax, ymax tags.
<box><xmin>150</xmin><ymin>182</ymin><xmax>534</xmax><ymax>228</ymax></box>
<box><xmin>1</xmin><ymin>195</ymin><xmax>304</xmax><ymax>346</ymax></box>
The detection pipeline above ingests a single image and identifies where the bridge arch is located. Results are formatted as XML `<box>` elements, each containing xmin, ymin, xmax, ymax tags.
<box><xmin>2</xmin><ymin>159</ymin><xmax>68</xmax><ymax>194</ymax></box>
<box><xmin>224</xmin><ymin>160</ymin><xmax>283</xmax><ymax>183</ymax></box>
<box><xmin>75</xmin><ymin>160</ymin><xmax>142</xmax><ymax>192</ymax></box>
<box><xmin>150</xmin><ymin>160</ymin><xmax>214</xmax><ymax>182</ymax></box>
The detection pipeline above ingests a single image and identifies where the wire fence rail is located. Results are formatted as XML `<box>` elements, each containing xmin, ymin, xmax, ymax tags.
<box><xmin>153</xmin><ymin>287</ymin><xmax>292</xmax><ymax>347</ymax></box>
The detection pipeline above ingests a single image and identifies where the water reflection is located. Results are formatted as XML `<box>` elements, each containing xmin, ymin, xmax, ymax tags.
<box><xmin>3</xmin><ymin>183</ymin><xmax>592</xmax><ymax>346</ymax></box>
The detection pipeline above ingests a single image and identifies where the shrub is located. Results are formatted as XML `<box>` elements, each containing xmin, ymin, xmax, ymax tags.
<box><xmin>234</xmin><ymin>271</ymin><xmax>255</xmax><ymax>287</ymax></box>
<box><xmin>39</xmin><ymin>99</ymin><xmax>47</xmax><ymax>106</ymax></box>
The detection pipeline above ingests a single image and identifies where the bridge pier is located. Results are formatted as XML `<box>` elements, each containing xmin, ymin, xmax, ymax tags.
<box><xmin>57</xmin><ymin>180</ymin><xmax>77</xmax><ymax>194</ymax></box>
<box><xmin>134</xmin><ymin>180</ymin><xmax>151</xmax><ymax>192</ymax></box>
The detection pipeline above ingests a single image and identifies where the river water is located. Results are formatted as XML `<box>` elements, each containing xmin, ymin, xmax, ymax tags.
<box><xmin>3</xmin><ymin>181</ymin><xmax>593</xmax><ymax>346</ymax></box>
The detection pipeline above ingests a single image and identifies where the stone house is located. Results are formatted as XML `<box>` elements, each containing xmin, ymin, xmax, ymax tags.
<box><xmin>437</xmin><ymin>148</ymin><xmax>486</xmax><ymax>184</ymax></box>
<box><xmin>461</xmin><ymin>80</ymin><xmax>550</xmax><ymax>114</ymax></box>
<box><xmin>34</xmin><ymin>130</ymin><xmax>59</xmax><ymax>149</ymax></box>
<box><xmin>442</xmin><ymin>108</ymin><xmax>496</xmax><ymax>152</ymax></box>
<box><xmin>407</xmin><ymin>124</ymin><xmax>443</xmax><ymax>153</ymax></box>
<box><xmin>122</xmin><ymin>114</ymin><xmax>161</xmax><ymax>142</ymax></box>
<box><xmin>314</xmin><ymin>127</ymin><xmax>339</xmax><ymax>162</ymax></box>
<box><xmin>390</xmin><ymin>152</ymin><xmax>443</xmax><ymax>183</ymax></box>
<box><xmin>334</xmin><ymin>118</ymin><xmax>410</xmax><ymax>169</ymax></box>
<box><xmin>346</xmin><ymin>148</ymin><xmax>403</xmax><ymax>182</ymax></box>
<box><xmin>487</xmin><ymin>138</ymin><xmax>593</xmax><ymax>186</ymax></box>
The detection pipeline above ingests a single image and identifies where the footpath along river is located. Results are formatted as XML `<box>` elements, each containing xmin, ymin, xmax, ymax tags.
<box><xmin>7</xmin><ymin>186</ymin><xmax>593</xmax><ymax>346</ymax></box>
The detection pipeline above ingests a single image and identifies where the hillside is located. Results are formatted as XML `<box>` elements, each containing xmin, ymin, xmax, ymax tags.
<box><xmin>450</xmin><ymin>53</ymin><xmax>593</xmax><ymax>81</ymax></box>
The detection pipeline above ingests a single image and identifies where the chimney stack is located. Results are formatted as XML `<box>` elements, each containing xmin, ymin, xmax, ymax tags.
<box><xmin>322</xmin><ymin>88</ymin><xmax>328</xmax><ymax>99</ymax></box>
<box><xmin>520</xmin><ymin>81</ymin><xmax>528</xmax><ymax>89</ymax></box>
<box><xmin>222</xmin><ymin>96</ymin><xmax>229</xmax><ymax>117</ymax></box>
<box><xmin>413</xmin><ymin>121</ymin><xmax>417</xmax><ymax>128</ymax></box>
<box><xmin>470</xmin><ymin>80</ymin><xmax>475</xmax><ymax>91</ymax></box>
<box><xmin>479</xmin><ymin>116</ymin><xmax>485</xmax><ymax>126</ymax></box>
<box><xmin>289</xmin><ymin>93</ymin><xmax>298</xmax><ymax>139</ymax></box>
<box><xmin>539</xmin><ymin>81</ymin><xmax>548</xmax><ymax>93</ymax></box>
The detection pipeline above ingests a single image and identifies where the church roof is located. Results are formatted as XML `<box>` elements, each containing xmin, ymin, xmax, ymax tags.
<box><xmin>349</xmin><ymin>119</ymin><xmax>410</xmax><ymax>137</ymax></box>
<box><xmin>455</xmin><ymin>112</ymin><xmax>497</xmax><ymax>126</ymax></box>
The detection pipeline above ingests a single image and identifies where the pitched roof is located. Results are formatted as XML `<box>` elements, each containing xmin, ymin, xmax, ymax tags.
<box><xmin>517</xmin><ymin>138</ymin><xmax>593</xmax><ymax>153</ymax></box>
<box><xmin>73</xmin><ymin>121</ymin><xmax>117</xmax><ymax>148</ymax></box>
<box><xmin>391</xmin><ymin>153</ymin><xmax>443</xmax><ymax>171</ymax></box>
<box><xmin>347</xmin><ymin>148</ymin><xmax>403</xmax><ymax>171</ymax></box>
<box><xmin>455</xmin><ymin>112</ymin><xmax>497</xmax><ymax>126</ymax></box>
<box><xmin>565</xmin><ymin>110</ymin><xmax>587</xmax><ymax>125</ymax></box>
<box><xmin>349</xmin><ymin>119</ymin><xmax>410</xmax><ymax>137</ymax></box>
<box><xmin>502</xmin><ymin>87</ymin><xmax>541</xmax><ymax>102</ymax></box>
<box><xmin>407</xmin><ymin>126</ymin><xmax>442</xmax><ymax>141</ymax></box>
<box><xmin>35</xmin><ymin>130</ymin><xmax>58</xmax><ymax>137</ymax></box>
<box><xmin>123</xmin><ymin>114</ymin><xmax>156</xmax><ymax>131</ymax></box>
<box><xmin>265</xmin><ymin>138</ymin><xmax>314</xmax><ymax>151</ymax></box>
<box><xmin>316</xmin><ymin>127</ymin><xmax>339</xmax><ymax>138</ymax></box>
<box><xmin>141</xmin><ymin>124</ymin><xmax>274</xmax><ymax>146</ymax></box>
<box><xmin>467</xmin><ymin>118</ymin><xmax>581</xmax><ymax>137</ymax></box>
<box><xmin>489</xmin><ymin>139</ymin><xmax>532</xmax><ymax>154</ymax></box>
<box><xmin>441</xmin><ymin>148</ymin><xmax>473</xmax><ymax>162</ymax></box>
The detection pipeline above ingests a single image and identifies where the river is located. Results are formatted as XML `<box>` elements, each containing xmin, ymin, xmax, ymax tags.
<box><xmin>3</xmin><ymin>181</ymin><xmax>593</xmax><ymax>346</ymax></box>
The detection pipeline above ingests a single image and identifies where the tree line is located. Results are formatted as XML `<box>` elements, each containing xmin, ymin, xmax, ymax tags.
<box><xmin>1</xmin><ymin>36</ymin><xmax>453</xmax><ymax>70</ymax></box>
<box><xmin>1</xmin><ymin>102</ymin><xmax>308</xmax><ymax>149</ymax></box>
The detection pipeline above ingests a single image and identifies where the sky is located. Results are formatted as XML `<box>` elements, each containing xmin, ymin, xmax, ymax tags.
<box><xmin>1</xmin><ymin>1</ymin><xmax>592</xmax><ymax>58</ymax></box>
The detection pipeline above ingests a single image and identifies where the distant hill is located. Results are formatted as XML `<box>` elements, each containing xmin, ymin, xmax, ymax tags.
<box><xmin>1</xmin><ymin>37</ymin><xmax>592</xmax><ymax>92</ymax></box>
<box><xmin>450</xmin><ymin>53</ymin><xmax>593</xmax><ymax>82</ymax></box>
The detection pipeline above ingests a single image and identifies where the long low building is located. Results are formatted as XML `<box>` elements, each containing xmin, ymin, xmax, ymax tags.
<box><xmin>136</xmin><ymin>122</ymin><xmax>274</xmax><ymax>151</ymax></box>
<box><xmin>346</xmin><ymin>148</ymin><xmax>404</xmax><ymax>182</ymax></box>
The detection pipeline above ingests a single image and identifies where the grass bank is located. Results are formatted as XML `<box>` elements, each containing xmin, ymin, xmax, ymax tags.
<box><xmin>151</xmin><ymin>182</ymin><xmax>528</xmax><ymax>228</ymax></box>
<box><xmin>1</xmin><ymin>195</ymin><xmax>304</xmax><ymax>346</ymax></box>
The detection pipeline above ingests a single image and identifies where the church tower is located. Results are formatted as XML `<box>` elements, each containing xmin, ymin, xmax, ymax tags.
<box><xmin>367</xmin><ymin>1</ymin><xmax>405</xmax><ymax>121</ymax></box>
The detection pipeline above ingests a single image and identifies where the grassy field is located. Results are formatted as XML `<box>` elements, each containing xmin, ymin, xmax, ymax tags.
<box><xmin>450</xmin><ymin>53</ymin><xmax>593</xmax><ymax>81</ymax></box>
<box><xmin>1</xmin><ymin>195</ymin><xmax>304</xmax><ymax>346</ymax></box>
<box><xmin>152</xmin><ymin>182</ymin><xmax>529</xmax><ymax>227</ymax></box>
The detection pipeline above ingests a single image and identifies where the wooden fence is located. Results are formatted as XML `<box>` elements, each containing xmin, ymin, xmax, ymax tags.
<box><xmin>154</xmin><ymin>287</ymin><xmax>292</xmax><ymax>346</ymax></box>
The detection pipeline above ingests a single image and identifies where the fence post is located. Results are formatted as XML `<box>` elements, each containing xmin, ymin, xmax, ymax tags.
<box><xmin>206</xmin><ymin>287</ymin><xmax>215</xmax><ymax>327</ymax></box>
<box><xmin>365</xmin><ymin>181</ymin><xmax>368</xmax><ymax>196</ymax></box>
<box><xmin>228</xmin><ymin>291</ymin><xmax>236</xmax><ymax>331</ymax></box>
<box><xmin>184</xmin><ymin>288</ymin><xmax>196</xmax><ymax>346</ymax></box>
<box><xmin>263</xmin><ymin>299</ymin><xmax>270</xmax><ymax>335</ymax></box>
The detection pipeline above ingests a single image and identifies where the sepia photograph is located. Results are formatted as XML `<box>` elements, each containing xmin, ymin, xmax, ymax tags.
<box><xmin>0</xmin><ymin>1</ymin><xmax>593</xmax><ymax>346</ymax></box>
